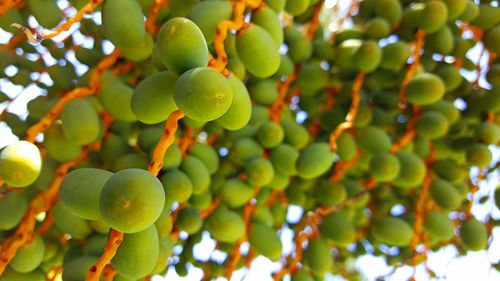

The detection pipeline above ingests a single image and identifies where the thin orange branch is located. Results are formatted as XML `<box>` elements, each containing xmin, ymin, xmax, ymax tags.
<box><xmin>84</xmin><ymin>230</ymin><xmax>123</xmax><ymax>281</ymax></box>
<box><xmin>145</xmin><ymin>0</ymin><xmax>169</xmax><ymax>34</ymax></box>
<box><xmin>398</xmin><ymin>30</ymin><xmax>425</xmax><ymax>108</ymax></box>
<box><xmin>390</xmin><ymin>105</ymin><xmax>421</xmax><ymax>153</ymax></box>
<box><xmin>329</xmin><ymin>72</ymin><xmax>365</xmax><ymax>152</ymax></box>
<box><xmin>269</xmin><ymin>66</ymin><xmax>300</xmax><ymax>123</ymax></box>
<box><xmin>329</xmin><ymin>148</ymin><xmax>362</xmax><ymax>182</ymax></box>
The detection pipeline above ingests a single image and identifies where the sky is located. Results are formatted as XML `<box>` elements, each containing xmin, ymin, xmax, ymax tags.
<box><xmin>1</xmin><ymin>1</ymin><xmax>500</xmax><ymax>281</ymax></box>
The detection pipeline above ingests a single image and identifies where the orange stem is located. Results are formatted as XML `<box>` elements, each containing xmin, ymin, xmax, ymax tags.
<box><xmin>84</xmin><ymin>230</ymin><xmax>123</xmax><ymax>281</ymax></box>
<box><xmin>398</xmin><ymin>30</ymin><xmax>425</xmax><ymax>108</ymax></box>
<box><xmin>145</xmin><ymin>0</ymin><xmax>169</xmax><ymax>34</ymax></box>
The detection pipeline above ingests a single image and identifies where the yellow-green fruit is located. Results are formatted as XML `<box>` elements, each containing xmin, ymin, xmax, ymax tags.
<box><xmin>375</xmin><ymin>0</ymin><xmax>402</xmax><ymax>26</ymax></box>
<box><xmin>27</xmin><ymin>0</ymin><xmax>63</xmax><ymax>29</ymax></box>
<box><xmin>119</xmin><ymin>33</ymin><xmax>154</xmax><ymax>62</ymax></box>
<box><xmin>59</xmin><ymin>168</ymin><xmax>114</xmax><ymax>221</ymax></box>
<box><xmin>372</xmin><ymin>216</ymin><xmax>413</xmax><ymax>246</ymax></box>
<box><xmin>282</xmin><ymin>119</ymin><xmax>310</xmax><ymax>149</ymax></box>
<box><xmin>205</xmin><ymin>209</ymin><xmax>245</xmax><ymax>243</ymax></box>
<box><xmin>270</xmin><ymin>144</ymin><xmax>299</xmax><ymax>176</ymax></box>
<box><xmin>354</xmin><ymin>40</ymin><xmax>382</xmax><ymax>73</ymax></box>
<box><xmin>229</xmin><ymin>138</ymin><xmax>264</xmax><ymax>165</ymax></box>
<box><xmin>474</xmin><ymin>123</ymin><xmax>500</xmax><ymax>144</ymax></box>
<box><xmin>415</xmin><ymin>111</ymin><xmax>449</xmax><ymax>139</ymax></box>
<box><xmin>155</xmin><ymin>209</ymin><xmax>173</xmax><ymax>238</ymax></box>
<box><xmin>0</xmin><ymin>267</ymin><xmax>45</xmax><ymax>281</ymax></box>
<box><xmin>416</xmin><ymin>1</ymin><xmax>448</xmax><ymax>33</ymax></box>
<box><xmin>435</xmin><ymin>64</ymin><xmax>462</xmax><ymax>92</ymax></box>
<box><xmin>249</xmin><ymin>80</ymin><xmax>278</xmax><ymax>105</ymax></box>
<box><xmin>0</xmin><ymin>189</ymin><xmax>27</xmax><ymax>230</ymax></box>
<box><xmin>466</xmin><ymin>144</ymin><xmax>492</xmax><ymax>168</ymax></box>
<box><xmin>430</xmin><ymin>178</ymin><xmax>462</xmax><ymax>210</ymax></box>
<box><xmin>157</xmin><ymin>17</ymin><xmax>209</xmax><ymax>75</ymax></box>
<box><xmin>369</xmin><ymin>152</ymin><xmax>400</xmax><ymax>182</ymax></box>
<box><xmin>296</xmin><ymin>142</ymin><xmax>335</xmax><ymax>179</ymax></box>
<box><xmin>176</xmin><ymin>208</ymin><xmax>202</xmax><ymax>234</ymax></box>
<box><xmin>424</xmin><ymin>211</ymin><xmax>454</xmax><ymax>241</ymax></box>
<box><xmin>425</xmin><ymin>26</ymin><xmax>453</xmax><ymax>55</ymax></box>
<box><xmin>296</xmin><ymin>63</ymin><xmax>329</xmax><ymax>93</ymax></box>
<box><xmin>252</xmin><ymin>6</ymin><xmax>283</xmax><ymax>46</ymax></box>
<box><xmin>236</xmin><ymin>24</ymin><xmax>280</xmax><ymax>78</ymax></box>
<box><xmin>257</xmin><ymin>121</ymin><xmax>284</xmax><ymax>148</ymax></box>
<box><xmin>187</xmin><ymin>1</ymin><xmax>233</xmax><ymax>44</ymax></box>
<box><xmin>320</xmin><ymin>212</ymin><xmax>355</xmax><ymax>247</ymax></box>
<box><xmin>217</xmin><ymin>77</ymin><xmax>252</xmax><ymax>131</ymax></box>
<box><xmin>248</xmin><ymin>222</ymin><xmax>283</xmax><ymax>261</ymax></box>
<box><xmin>303</xmin><ymin>239</ymin><xmax>332</xmax><ymax>276</ymax></box>
<box><xmin>62</xmin><ymin>256</ymin><xmax>100</xmax><ymax>281</ymax></box>
<box><xmin>52</xmin><ymin>202</ymin><xmax>93</xmax><ymax>239</ymax></box>
<box><xmin>318</xmin><ymin>181</ymin><xmax>346</xmax><ymax>206</ymax></box>
<box><xmin>99</xmin><ymin>79</ymin><xmax>137</xmax><ymax>122</ymax></box>
<box><xmin>245</xmin><ymin>158</ymin><xmax>275</xmax><ymax>187</ymax></box>
<box><xmin>483</xmin><ymin>26</ymin><xmax>500</xmax><ymax>53</ymax></box>
<box><xmin>392</xmin><ymin>151</ymin><xmax>426</xmax><ymax>188</ymax></box>
<box><xmin>218</xmin><ymin>178</ymin><xmax>254</xmax><ymax>208</ymax></box>
<box><xmin>61</xmin><ymin>99</ymin><xmax>100</xmax><ymax>145</ymax></box>
<box><xmin>188</xmin><ymin>143</ymin><xmax>219</xmax><ymax>174</ymax></box>
<box><xmin>112</xmin><ymin>225</ymin><xmax>160</xmax><ymax>279</ymax></box>
<box><xmin>365</xmin><ymin>17</ymin><xmax>390</xmax><ymax>40</ymax></box>
<box><xmin>285</xmin><ymin>0</ymin><xmax>310</xmax><ymax>16</ymax></box>
<box><xmin>174</xmin><ymin>68</ymin><xmax>233</xmax><ymax>122</ymax></box>
<box><xmin>432</xmin><ymin>159</ymin><xmax>467</xmax><ymax>183</ymax></box>
<box><xmin>460</xmin><ymin>218</ymin><xmax>488</xmax><ymax>251</ymax></box>
<box><xmin>471</xmin><ymin>4</ymin><xmax>500</xmax><ymax>30</ymax></box>
<box><xmin>291</xmin><ymin>271</ymin><xmax>314</xmax><ymax>281</ymax></box>
<box><xmin>356</xmin><ymin>126</ymin><xmax>391</xmax><ymax>153</ymax></box>
<box><xmin>132</xmin><ymin>71</ymin><xmax>178</xmax><ymax>124</ymax></box>
<box><xmin>100</xmin><ymin>168</ymin><xmax>165</xmax><ymax>233</ymax></box>
<box><xmin>102</xmin><ymin>0</ymin><xmax>146</xmax><ymax>49</ymax></box>
<box><xmin>44</xmin><ymin>121</ymin><xmax>82</xmax><ymax>162</ymax></box>
<box><xmin>0</xmin><ymin>140</ymin><xmax>41</xmax><ymax>187</ymax></box>
<box><xmin>406</xmin><ymin>73</ymin><xmax>445</xmax><ymax>105</ymax></box>
<box><xmin>459</xmin><ymin>0</ymin><xmax>479</xmax><ymax>22</ymax></box>
<box><xmin>442</xmin><ymin>0</ymin><xmax>467</xmax><ymax>20</ymax></box>
<box><xmin>181</xmin><ymin>155</ymin><xmax>211</xmax><ymax>195</ymax></box>
<box><xmin>162</xmin><ymin>169</ymin><xmax>193</xmax><ymax>204</ymax></box>
<box><xmin>10</xmin><ymin>235</ymin><xmax>44</xmax><ymax>273</ymax></box>
<box><xmin>380</xmin><ymin>41</ymin><xmax>411</xmax><ymax>71</ymax></box>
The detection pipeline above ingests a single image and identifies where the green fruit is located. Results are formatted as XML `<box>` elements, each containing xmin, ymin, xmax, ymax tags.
<box><xmin>252</xmin><ymin>6</ymin><xmax>283</xmax><ymax>46</ymax></box>
<box><xmin>291</xmin><ymin>271</ymin><xmax>315</xmax><ymax>281</ymax></box>
<box><xmin>424</xmin><ymin>211</ymin><xmax>454</xmax><ymax>241</ymax></box>
<box><xmin>0</xmin><ymin>140</ymin><xmax>41</xmax><ymax>187</ymax></box>
<box><xmin>217</xmin><ymin>77</ymin><xmax>252</xmax><ymax>131</ymax></box>
<box><xmin>285</xmin><ymin>0</ymin><xmax>310</xmax><ymax>16</ymax></box>
<box><xmin>131</xmin><ymin>71</ymin><xmax>178</xmax><ymax>124</ymax></box>
<box><xmin>59</xmin><ymin>168</ymin><xmax>114</xmax><ymax>220</ymax></box>
<box><xmin>380</xmin><ymin>41</ymin><xmax>411</xmax><ymax>71</ymax></box>
<box><xmin>155</xmin><ymin>209</ymin><xmax>173</xmax><ymax>238</ymax></box>
<box><xmin>162</xmin><ymin>169</ymin><xmax>193</xmax><ymax>204</ymax></box>
<box><xmin>249</xmin><ymin>79</ymin><xmax>278</xmax><ymax>105</ymax></box>
<box><xmin>415</xmin><ymin>111</ymin><xmax>449</xmax><ymax>139</ymax></box>
<box><xmin>356</xmin><ymin>126</ymin><xmax>391</xmax><ymax>153</ymax></box>
<box><xmin>188</xmin><ymin>143</ymin><xmax>219</xmax><ymax>174</ymax></box>
<box><xmin>417</xmin><ymin>1</ymin><xmax>448</xmax><ymax>33</ymax></box>
<box><xmin>248</xmin><ymin>222</ymin><xmax>283</xmax><ymax>261</ymax></box>
<box><xmin>303</xmin><ymin>239</ymin><xmax>332</xmax><ymax>275</ymax></box>
<box><xmin>157</xmin><ymin>17</ymin><xmax>209</xmax><ymax>74</ymax></box>
<box><xmin>257</xmin><ymin>121</ymin><xmax>284</xmax><ymax>148</ymax></box>
<box><xmin>474</xmin><ymin>123</ymin><xmax>500</xmax><ymax>144</ymax></box>
<box><xmin>460</xmin><ymin>218</ymin><xmax>488</xmax><ymax>251</ymax></box>
<box><xmin>406</xmin><ymin>73</ymin><xmax>445</xmax><ymax>105</ymax></box>
<box><xmin>483</xmin><ymin>26</ymin><xmax>500</xmax><ymax>53</ymax></box>
<box><xmin>430</xmin><ymin>178</ymin><xmax>462</xmax><ymax>210</ymax></box>
<box><xmin>245</xmin><ymin>158</ymin><xmax>275</xmax><ymax>187</ymax></box>
<box><xmin>0</xmin><ymin>267</ymin><xmax>44</xmax><ymax>281</ymax></box>
<box><xmin>471</xmin><ymin>4</ymin><xmax>500</xmax><ymax>30</ymax></box>
<box><xmin>230</xmin><ymin>138</ymin><xmax>264</xmax><ymax>165</ymax></box>
<box><xmin>176</xmin><ymin>208</ymin><xmax>202</xmax><ymax>234</ymax></box>
<box><xmin>466</xmin><ymin>144</ymin><xmax>492</xmax><ymax>168</ymax></box>
<box><xmin>45</xmin><ymin>121</ymin><xmax>83</xmax><ymax>162</ymax></box>
<box><xmin>270</xmin><ymin>144</ymin><xmax>299</xmax><ymax>176</ymax></box>
<box><xmin>392</xmin><ymin>151</ymin><xmax>426</xmax><ymax>188</ymax></box>
<box><xmin>459</xmin><ymin>0</ymin><xmax>479</xmax><ymax>22</ymax></box>
<box><xmin>369</xmin><ymin>152</ymin><xmax>400</xmax><ymax>182</ymax></box>
<box><xmin>218</xmin><ymin>178</ymin><xmax>254</xmax><ymax>208</ymax></box>
<box><xmin>206</xmin><ymin>209</ymin><xmax>245</xmax><ymax>243</ymax></box>
<box><xmin>320</xmin><ymin>212</ymin><xmax>355</xmax><ymax>247</ymax></box>
<box><xmin>375</xmin><ymin>0</ymin><xmax>402</xmax><ymax>26</ymax></box>
<box><xmin>61</xmin><ymin>99</ymin><xmax>100</xmax><ymax>145</ymax></box>
<box><xmin>236</xmin><ymin>24</ymin><xmax>280</xmax><ymax>78</ymax></box>
<box><xmin>317</xmin><ymin>181</ymin><xmax>346</xmax><ymax>206</ymax></box>
<box><xmin>27</xmin><ymin>0</ymin><xmax>63</xmax><ymax>29</ymax></box>
<box><xmin>62</xmin><ymin>256</ymin><xmax>99</xmax><ymax>281</ymax></box>
<box><xmin>295</xmin><ymin>63</ymin><xmax>329</xmax><ymax>93</ymax></box>
<box><xmin>52</xmin><ymin>202</ymin><xmax>93</xmax><ymax>239</ymax></box>
<box><xmin>442</xmin><ymin>0</ymin><xmax>467</xmax><ymax>20</ymax></box>
<box><xmin>433</xmin><ymin>159</ymin><xmax>467</xmax><ymax>183</ymax></box>
<box><xmin>354</xmin><ymin>40</ymin><xmax>382</xmax><ymax>73</ymax></box>
<box><xmin>112</xmin><ymin>225</ymin><xmax>159</xmax><ymax>279</ymax></box>
<box><xmin>119</xmin><ymin>33</ymin><xmax>154</xmax><ymax>62</ymax></box>
<box><xmin>100</xmin><ymin>168</ymin><xmax>165</xmax><ymax>233</ymax></box>
<box><xmin>372</xmin><ymin>216</ymin><xmax>413</xmax><ymax>246</ymax></box>
<box><xmin>82</xmin><ymin>234</ymin><xmax>108</xmax><ymax>256</ymax></box>
<box><xmin>282</xmin><ymin>119</ymin><xmax>310</xmax><ymax>149</ymax></box>
<box><xmin>425</xmin><ymin>26</ymin><xmax>453</xmax><ymax>55</ymax></box>
<box><xmin>365</xmin><ymin>17</ymin><xmax>390</xmax><ymax>40</ymax></box>
<box><xmin>296</xmin><ymin>142</ymin><xmax>335</xmax><ymax>179</ymax></box>
<box><xmin>186</xmin><ymin>1</ymin><xmax>233</xmax><ymax>44</ymax></box>
<box><xmin>10</xmin><ymin>235</ymin><xmax>44</xmax><ymax>273</ymax></box>
<box><xmin>102</xmin><ymin>0</ymin><xmax>146</xmax><ymax>49</ymax></box>
<box><xmin>181</xmin><ymin>155</ymin><xmax>211</xmax><ymax>195</ymax></box>
<box><xmin>0</xmin><ymin>189</ymin><xmax>27</xmax><ymax>230</ymax></box>
<box><xmin>174</xmin><ymin>68</ymin><xmax>233</xmax><ymax>122</ymax></box>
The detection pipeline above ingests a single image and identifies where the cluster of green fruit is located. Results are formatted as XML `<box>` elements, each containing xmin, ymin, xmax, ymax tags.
<box><xmin>1</xmin><ymin>0</ymin><xmax>500</xmax><ymax>280</ymax></box>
